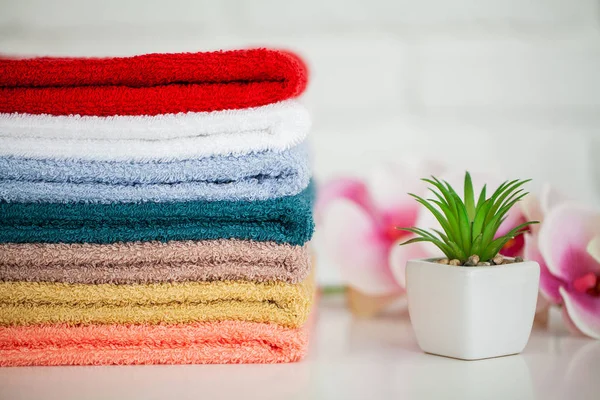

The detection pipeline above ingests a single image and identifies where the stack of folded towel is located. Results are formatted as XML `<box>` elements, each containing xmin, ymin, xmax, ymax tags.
<box><xmin>0</xmin><ymin>49</ymin><xmax>315</xmax><ymax>366</ymax></box>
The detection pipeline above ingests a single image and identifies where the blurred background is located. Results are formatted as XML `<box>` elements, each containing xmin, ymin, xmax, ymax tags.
<box><xmin>1</xmin><ymin>0</ymin><xmax>599</xmax><ymax>285</ymax></box>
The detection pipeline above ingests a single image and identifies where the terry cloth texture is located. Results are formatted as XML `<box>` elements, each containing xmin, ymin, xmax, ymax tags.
<box><xmin>0</xmin><ymin>240</ymin><xmax>311</xmax><ymax>284</ymax></box>
<box><xmin>0</xmin><ymin>144</ymin><xmax>311</xmax><ymax>203</ymax></box>
<box><xmin>0</xmin><ymin>321</ymin><xmax>309</xmax><ymax>366</ymax></box>
<box><xmin>0</xmin><ymin>100</ymin><xmax>310</xmax><ymax>161</ymax></box>
<box><xmin>0</xmin><ymin>182</ymin><xmax>315</xmax><ymax>245</ymax></box>
<box><xmin>0</xmin><ymin>49</ymin><xmax>308</xmax><ymax>116</ymax></box>
<box><xmin>0</xmin><ymin>271</ymin><xmax>314</xmax><ymax>327</ymax></box>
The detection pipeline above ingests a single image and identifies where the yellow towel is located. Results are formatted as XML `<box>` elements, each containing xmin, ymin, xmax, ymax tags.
<box><xmin>0</xmin><ymin>272</ymin><xmax>314</xmax><ymax>328</ymax></box>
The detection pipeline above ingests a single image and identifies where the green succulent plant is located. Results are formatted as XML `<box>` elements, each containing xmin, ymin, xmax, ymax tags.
<box><xmin>398</xmin><ymin>172</ymin><xmax>538</xmax><ymax>265</ymax></box>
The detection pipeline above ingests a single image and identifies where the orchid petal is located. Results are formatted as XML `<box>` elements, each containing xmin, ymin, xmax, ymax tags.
<box><xmin>388</xmin><ymin>238</ymin><xmax>433</xmax><ymax>289</ymax></box>
<box><xmin>560</xmin><ymin>287</ymin><xmax>600</xmax><ymax>340</ymax></box>
<box><xmin>379</xmin><ymin>205</ymin><xmax>422</xmax><ymax>245</ymax></box>
<box><xmin>498</xmin><ymin>229</ymin><xmax>526</xmax><ymax>258</ymax></box>
<box><xmin>314</xmin><ymin>178</ymin><xmax>371</xmax><ymax>223</ymax></box>
<box><xmin>365</xmin><ymin>163</ymin><xmax>427</xmax><ymax>216</ymax></box>
<box><xmin>524</xmin><ymin>233</ymin><xmax>563</xmax><ymax>304</ymax></box>
<box><xmin>496</xmin><ymin>210</ymin><xmax>528</xmax><ymax>239</ymax></box>
<box><xmin>561</xmin><ymin>304</ymin><xmax>586</xmax><ymax>337</ymax></box>
<box><xmin>587</xmin><ymin>236</ymin><xmax>600</xmax><ymax>265</ymax></box>
<box><xmin>540</xmin><ymin>184</ymin><xmax>569</xmax><ymax>215</ymax></box>
<box><xmin>520</xmin><ymin>193</ymin><xmax>543</xmax><ymax>235</ymax></box>
<box><xmin>538</xmin><ymin>205</ymin><xmax>600</xmax><ymax>282</ymax></box>
<box><xmin>320</xmin><ymin>198</ymin><xmax>401</xmax><ymax>295</ymax></box>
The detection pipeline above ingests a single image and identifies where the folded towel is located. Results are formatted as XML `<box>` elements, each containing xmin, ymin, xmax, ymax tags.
<box><xmin>0</xmin><ymin>144</ymin><xmax>311</xmax><ymax>203</ymax></box>
<box><xmin>0</xmin><ymin>240</ymin><xmax>310</xmax><ymax>284</ymax></box>
<box><xmin>0</xmin><ymin>321</ymin><xmax>309</xmax><ymax>366</ymax></box>
<box><xmin>0</xmin><ymin>49</ymin><xmax>308</xmax><ymax>116</ymax></box>
<box><xmin>0</xmin><ymin>100</ymin><xmax>310</xmax><ymax>161</ymax></box>
<box><xmin>0</xmin><ymin>271</ymin><xmax>314</xmax><ymax>327</ymax></box>
<box><xmin>0</xmin><ymin>182</ymin><xmax>314</xmax><ymax>245</ymax></box>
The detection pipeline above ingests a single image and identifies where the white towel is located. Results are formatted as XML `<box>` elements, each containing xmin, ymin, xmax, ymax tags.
<box><xmin>0</xmin><ymin>100</ymin><xmax>310</xmax><ymax>161</ymax></box>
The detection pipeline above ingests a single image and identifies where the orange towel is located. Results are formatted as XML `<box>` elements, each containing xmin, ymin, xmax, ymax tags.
<box><xmin>0</xmin><ymin>320</ymin><xmax>309</xmax><ymax>366</ymax></box>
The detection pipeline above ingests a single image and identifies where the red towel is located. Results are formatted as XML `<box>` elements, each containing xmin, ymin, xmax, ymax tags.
<box><xmin>0</xmin><ymin>48</ymin><xmax>308</xmax><ymax>116</ymax></box>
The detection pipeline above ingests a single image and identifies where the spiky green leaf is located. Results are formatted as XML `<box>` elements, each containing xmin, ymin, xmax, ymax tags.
<box><xmin>464</xmin><ymin>171</ymin><xmax>475</xmax><ymax>221</ymax></box>
<box><xmin>476</xmin><ymin>184</ymin><xmax>487</xmax><ymax>210</ymax></box>
<box><xmin>399</xmin><ymin>172</ymin><xmax>537</xmax><ymax>264</ymax></box>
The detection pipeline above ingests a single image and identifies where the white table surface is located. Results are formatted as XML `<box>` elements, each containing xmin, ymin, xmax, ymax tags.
<box><xmin>1</xmin><ymin>295</ymin><xmax>598</xmax><ymax>400</ymax></box>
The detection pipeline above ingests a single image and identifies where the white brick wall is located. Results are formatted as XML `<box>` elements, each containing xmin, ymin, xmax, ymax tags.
<box><xmin>417</xmin><ymin>35</ymin><xmax>600</xmax><ymax>110</ymax></box>
<box><xmin>1</xmin><ymin>0</ymin><xmax>599</xmax><ymax>284</ymax></box>
<box><xmin>2</xmin><ymin>0</ymin><xmax>596</xmax><ymax>31</ymax></box>
<box><xmin>0</xmin><ymin>0</ymin><xmax>228</xmax><ymax>28</ymax></box>
<box><xmin>238</xmin><ymin>0</ymin><xmax>599</xmax><ymax>31</ymax></box>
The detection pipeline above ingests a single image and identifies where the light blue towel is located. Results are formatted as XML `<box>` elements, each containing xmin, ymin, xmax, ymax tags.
<box><xmin>0</xmin><ymin>145</ymin><xmax>311</xmax><ymax>203</ymax></box>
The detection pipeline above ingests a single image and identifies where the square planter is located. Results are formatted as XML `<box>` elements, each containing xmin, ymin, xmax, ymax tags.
<box><xmin>405</xmin><ymin>259</ymin><xmax>540</xmax><ymax>360</ymax></box>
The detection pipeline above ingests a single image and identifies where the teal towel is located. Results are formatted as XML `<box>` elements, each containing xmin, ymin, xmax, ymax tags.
<box><xmin>0</xmin><ymin>183</ymin><xmax>314</xmax><ymax>246</ymax></box>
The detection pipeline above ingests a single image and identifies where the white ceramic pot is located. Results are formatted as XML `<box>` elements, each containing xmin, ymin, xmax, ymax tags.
<box><xmin>405</xmin><ymin>259</ymin><xmax>540</xmax><ymax>360</ymax></box>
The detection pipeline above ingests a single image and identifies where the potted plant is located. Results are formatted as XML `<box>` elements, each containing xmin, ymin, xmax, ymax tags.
<box><xmin>398</xmin><ymin>172</ymin><xmax>540</xmax><ymax>360</ymax></box>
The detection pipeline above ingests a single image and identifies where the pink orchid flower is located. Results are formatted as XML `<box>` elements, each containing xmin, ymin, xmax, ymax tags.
<box><xmin>522</xmin><ymin>185</ymin><xmax>576</xmax><ymax>317</ymax></box>
<box><xmin>316</xmin><ymin>163</ymin><xmax>440</xmax><ymax>296</ymax></box>
<box><xmin>525</xmin><ymin>203</ymin><xmax>600</xmax><ymax>339</ymax></box>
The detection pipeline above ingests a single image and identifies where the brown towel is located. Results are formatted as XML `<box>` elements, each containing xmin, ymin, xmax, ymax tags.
<box><xmin>0</xmin><ymin>240</ymin><xmax>310</xmax><ymax>284</ymax></box>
